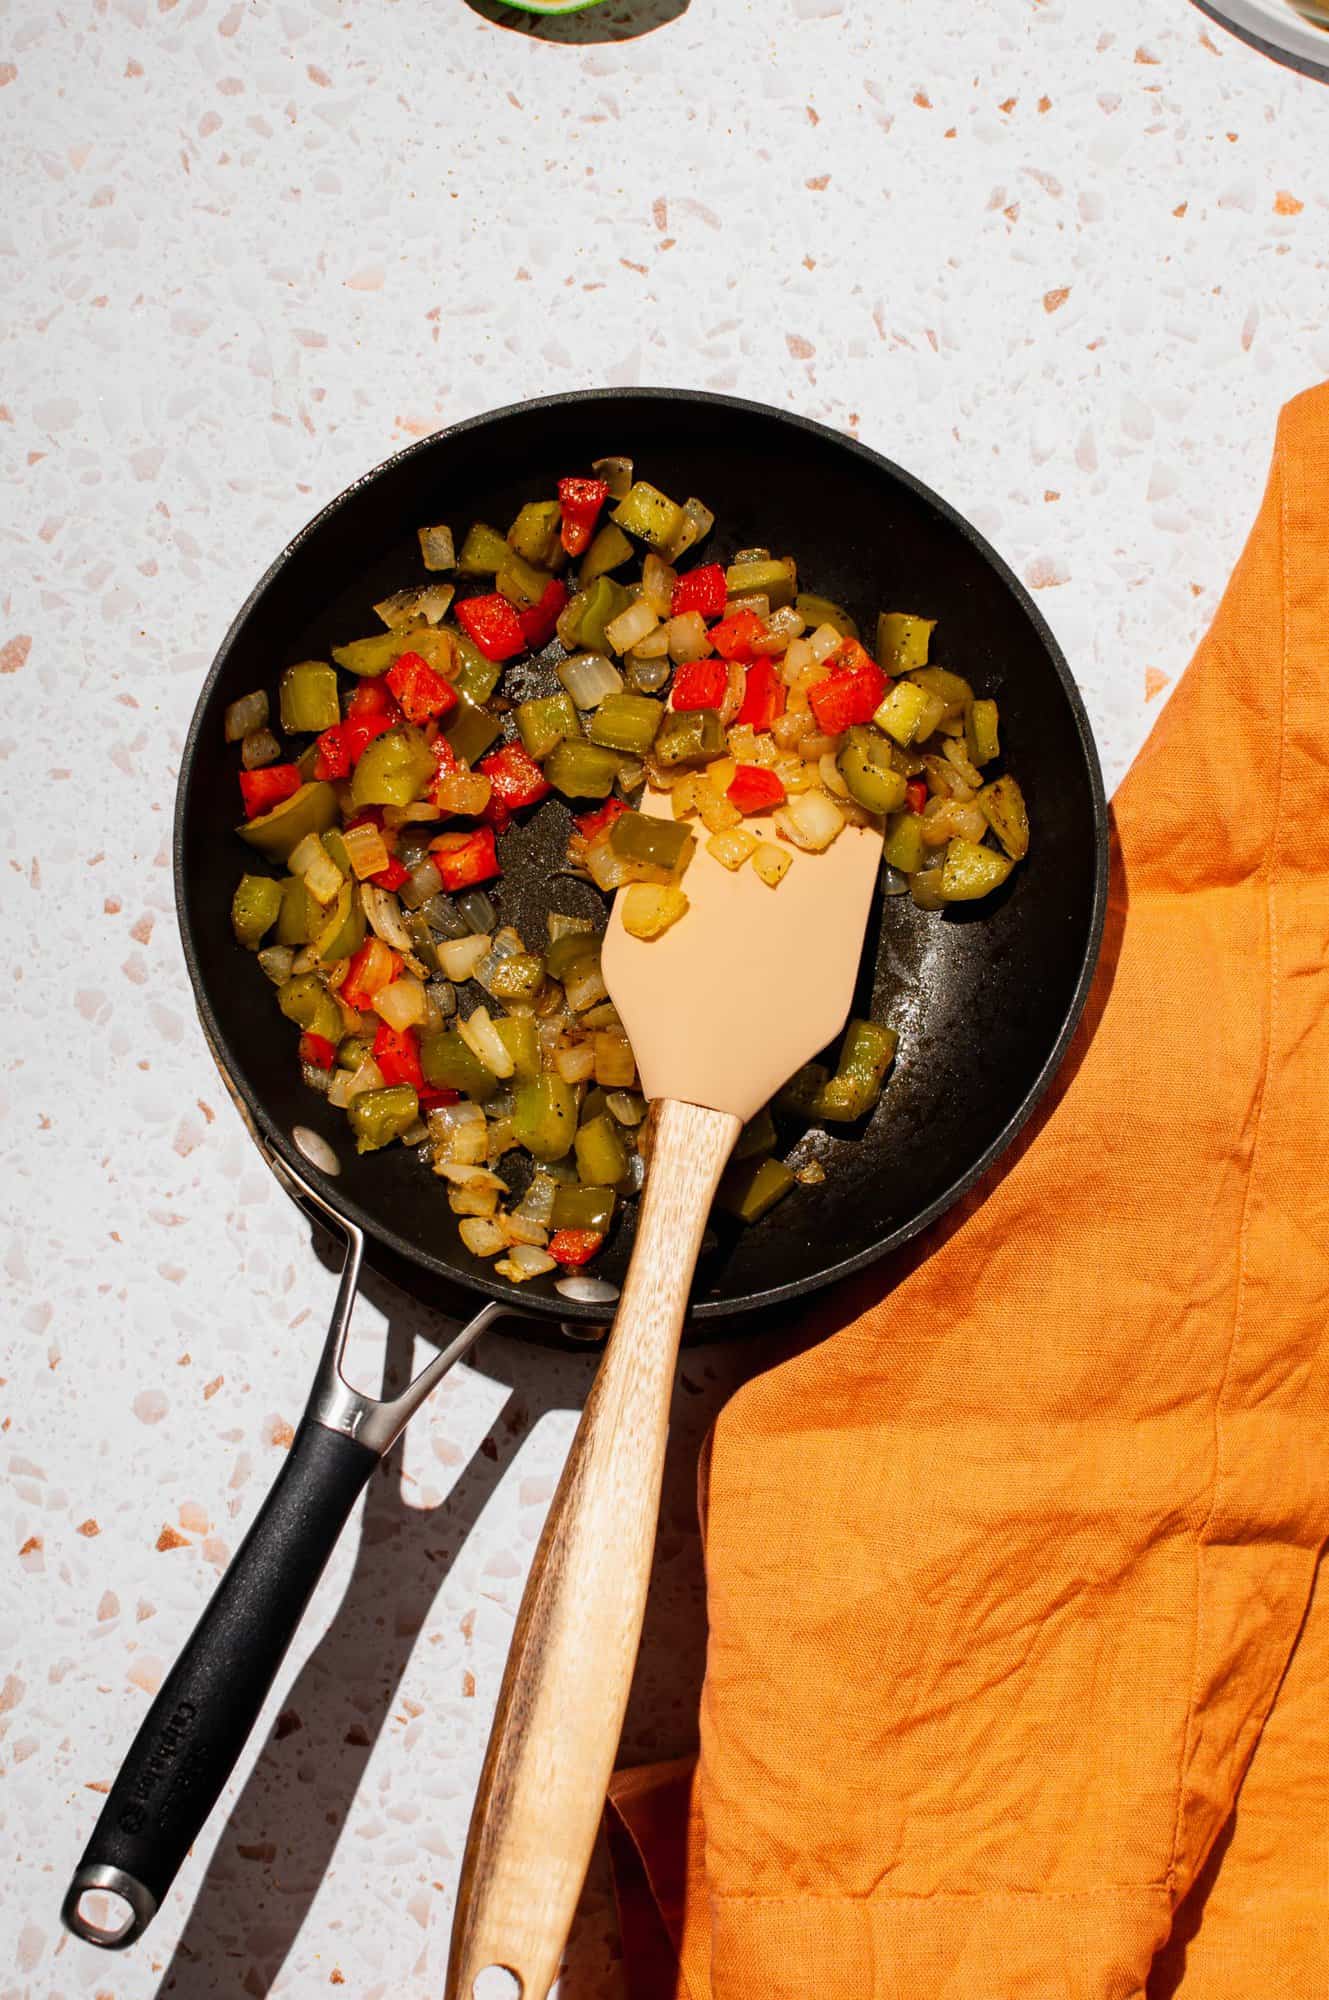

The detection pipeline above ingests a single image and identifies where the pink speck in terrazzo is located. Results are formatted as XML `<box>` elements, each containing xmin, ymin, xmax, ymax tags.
<box><xmin>786</xmin><ymin>334</ymin><xmax>815</xmax><ymax>360</ymax></box>
<box><xmin>1044</xmin><ymin>287</ymin><xmax>1071</xmax><ymax>313</ymax></box>
<box><xmin>97</xmin><ymin>1590</ymin><xmax>119</xmax><ymax>1621</ymax></box>
<box><xmin>0</xmin><ymin>635</ymin><xmax>30</xmax><ymax>674</ymax></box>
<box><xmin>128</xmin><ymin>1654</ymin><xmax>163</xmax><ymax>1695</ymax></box>
<box><xmin>133</xmin><ymin>1390</ymin><xmax>168</xmax><ymax>1425</ymax></box>
<box><xmin>0</xmin><ymin>65</ymin><xmax>17</xmax><ymax>87</ymax></box>
<box><xmin>346</xmin><ymin>266</ymin><xmax>384</xmax><ymax>292</ymax></box>
<box><xmin>156</xmin><ymin>1525</ymin><xmax>188</xmax><ymax>1551</ymax></box>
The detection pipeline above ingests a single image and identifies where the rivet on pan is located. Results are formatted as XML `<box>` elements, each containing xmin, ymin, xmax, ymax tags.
<box><xmin>555</xmin><ymin>1275</ymin><xmax>620</xmax><ymax>1307</ymax></box>
<box><xmin>292</xmin><ymin>1126</ymin><xmax>341</xmax><ymax>1177</ymax></box>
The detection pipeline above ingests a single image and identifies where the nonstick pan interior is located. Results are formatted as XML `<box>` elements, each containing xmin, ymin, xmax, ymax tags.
<box><xmin>175</xmin><ymin>390</ymin><xmax>1107</xmax><ymax>1325</ymax></box>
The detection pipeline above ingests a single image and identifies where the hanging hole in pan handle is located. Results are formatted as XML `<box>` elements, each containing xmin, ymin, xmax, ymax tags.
<box><xmin>62</xmin><ymin>1866</ymin><xmax>157</xmax><ymax>1950</ymax></box>
<box><xmin>472</xmin><ymin>1970</ymin><xmax>524</xmax><ymax>2000</ymax></box>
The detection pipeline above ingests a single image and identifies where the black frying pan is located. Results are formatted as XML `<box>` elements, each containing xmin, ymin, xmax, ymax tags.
<box><xmin>63</xmin><ymin>389</ymin><xmax>1107</xmax><ymax>1951</ymax></box>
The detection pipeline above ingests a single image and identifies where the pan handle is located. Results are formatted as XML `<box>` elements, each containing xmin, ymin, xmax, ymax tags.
<box><xmin>62</xmin><ymin>1158</ymin><xmax>501</xmax><ymax>1951</ymax></box>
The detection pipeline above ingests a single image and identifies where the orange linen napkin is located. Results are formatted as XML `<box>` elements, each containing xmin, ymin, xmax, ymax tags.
<box><xmin>606</xmin><ymin>385</ymin><xmax>1329</xmax><ymax>2000</ymax></box>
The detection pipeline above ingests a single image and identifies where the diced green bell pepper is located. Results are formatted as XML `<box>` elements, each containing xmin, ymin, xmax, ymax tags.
<box><xmin>545</xmin><ymin>738</ymin><xmax>621</xmax><ymax>799</ymax></box>
<box><xmin>977</xmin><ymin>776</ymin><xmax>1030</xmax><ymax>860</ymax></box>
<box><xmin>546</xmin><ymin>932</ymin><xmax>601</xmax><ymax>983</ymax></box>
<box><xmin>350</xmin><ymin>729</ymin><xmax>436</xmax><ymax>809</ymax></box>
<box><xmin>493</xmin><ymin>1014</ymin><xmax>540</xmax><ymax>1082</ymax></box>
<box><xmin>238</xmin><ymin>781</ymin><xmax>338</xmax><ymax>861</ymax></box>
<box><xmin>653</xmin><ymin>708</ymin><xmax>724</xmax><ymax>768</ymax></box>
<box><xmin>516</xmin><ymin>692</ymin><xmax>581</xmax><ymax>761</ymax></box>
<box><xmin>796</xmin><ymin>593</ymin><xmax>859</xmax><ymax>640</ymax></box>
<box><xmin>873</xmin><ymin>680</ymin><xmax>933</xmax><ymax>747</ymax></box>
<box><xmin>611</xmin><ymin>480</ymin><xmax>684</xmax><ymax>551</ymax></box>
<box><xmin>486</xmin><ymin>953</ymin><xmax>545</xmax><ymax>1001</ymax></box>
<box><xmin>875</xmin><ymin>611</ymin><xmax>935</xmax><ymax>675</ymax></box>
<box><xmin>276</xmin><ymin>874</ymin><xmax>314</xmax><ymax>947</ymax></box>
<box><xmin>716</xmin><ymin>1154</ymin><xmax>795</xmax><ymax>1223</ymax></box>
<box><xmin>610</xmin><ymin>810</ymin><xmax>694</xmax><ymax>871</ymax></box>
<box><xmin>277</xmin><ymin>972</ymin><xmax>343</xmax><ymax>1043</ymax></box>
<box><xmin>734</xmin><ymin>1105</ymin><xmax>777</xmax><ymax>1161</ymax></box>
<box><xmin>587</xmin><ymin>693</ymin><xmax>664</xmax><ymax>757</ymax></box>
<box><xmin>551</xmin><ymin>1183</ymin><xmax>616</xmax><ymax>1233</ymax></box>
<box><xmin>512</xmin><ymin>1075</ymin><xmax>578</xmax><ymax>1162</ymax></box>
<box><xmin>836</xmin><ymin>726</ymin><xmax>909</xmax><ymax>815</ymax></box>
<box><xmin>725</xmin><ymin>558</ymin><xmax>797</xmax><ymax>610</ymax></box>
<box><xmin>322</xmin><ymin>827</ymin><xmax>352</xmax><ymax>877</ymax></box>
<box><xmin>909</xmin><ymin>665</ymin><xmax>973</xmax><ymax>717</ymax></box>
<box><xmin>312</xmin><ymin>882</ymin><xmax>365</xmax><ymax>964</ymax></box>
<box><xmin>910</xmin><ymin>867</ymin><xmax>948</xmax><ymax>911</ymax></box>
<box><xmin>574</xmin><ymin>1112</ymin><xmax>628</xmax><ymax>1188</ymax></box>
<box><xmin>457</xmin><ymin>521</ymin><xmax>512</xmax><ymax>576</ymax></box>
<box><xmin>578</xmin><ymin>522</ymin><xmax>634</xmax><ymax>587</ymax></box>
<box><xmin>349</xmin><ymin>1084</ymin><xmax>419</xmax><ymax>1153</ymax></box>
<box><xmin>507</xmin><ymin>499</ymin><xmax>562</xmax><ymax>568</ymax></box>
<box><xmin>337</xmin><ymin>1032</ymin><xmax>375</xmax><ymax>1070</ymax></box>
<box><xmin>496</xmin><ymin>551</ymin><xmax>553</xmax><ymax>611</ymax></box>
<box><xmin>940</xmin><ymin>837</ymin><xmax>1014</xmax><ymax>902</ymax></box>
<box><xmin>331</xmin><ymin>631</ymin><xmax>403</xmax><ymax>678</ymax></box>
<box><xmin>775</xmin><ymin>1062</ymin><xmax>831</xmax><ymax>1118</ymax></box>
<box><xmin>279</xmin><ymin>659</ymin><xmax>340</xmax><ymax>734</ymax></box>
<box><xmin>443</xmin><ymin>700</ymin><xmax>502</xmax><ymax>767</ymax></box>
<box><xmin>881</xmin><ymin>810</ymin><xmax>928</xmax><ymax>875</ymax></box>
<box><xmin>451</xmin><ymin>631</ymin><xmax>502</xmax><ymax>705</ymax></box>
<box><xmin>420</xmin><ymin>1028</ymin><xmax>499</xmax><ymax>1101</ymax></box>
<box><xmin>965</xmin><ymin>699</ymin><xmax>1000</xmax><ymax>767</ymax></box>
<box><xmin>231</xmin><ymin>873</ymin><xmax>284</xmax><ymax>949</ymax></box>
<box><xmin>812</xmin><ymin>1019</ymin><xmax>898</xmax><ymax>1122</ymax></box>
<box><xmin>560</xmin><ymin>575</ymin><xmax>631</xmax><ymax>654</ymax></box>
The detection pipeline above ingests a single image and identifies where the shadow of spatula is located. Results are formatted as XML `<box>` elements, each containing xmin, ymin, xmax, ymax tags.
<box><xmin>447</xmin><ymin>801</ymin><xmax>881</xmax><ymax>2000</ymax></box>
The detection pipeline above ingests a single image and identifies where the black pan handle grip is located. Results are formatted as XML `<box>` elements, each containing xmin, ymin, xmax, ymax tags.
<box><xmin>62</xmin><ymin>1417</ymin><xmax>376</xmax><ymax>1948</ymax></box>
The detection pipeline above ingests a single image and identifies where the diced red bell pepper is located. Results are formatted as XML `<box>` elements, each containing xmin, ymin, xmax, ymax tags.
<box><xmin>726</xmin><ymin>764</ymin><xmax>786</xmax><ymax>815</ymax></box>
<box><xmin>671</xmin><ymin>658</ymin><xmax>728</xmax><ymax>711</ymax></box>
<box><xmin>808</xmin><ymin>644</ymin><xmax>888</xmax><ymax>734</ymax></box>
<box><xmin>735</xmin><ymin>659</ymin><xmax>787</xmax><ymax>733</ymax></box>
<box><xmin>456</xmin><ymin>592</ymin><xmax>527</xmax><ymax>663</ymax></box>
<box><xmin>347</xmin><ymin>678</ymin><xmax>399</xmax><ymax>721</ymax></box>
<box><xmin>419</xmin><ymin>1085</ymin><xmax>461</xmax><ymax>1110</ymax></box>
<box><xmin>549</xmin><ymin>1228</ymin><xmax>605</xmax><ymax>1268</ymax></box>
<box><xmin>372</xmin><ymin>1021</ymin><xmax>424</xmax><ymax>1093</ymax></box>
<box><xmin>574</xmin><ymin>798</ymin><xmax>630</xmax><ymax>842</ymax></box>
<box><xmin>431</xmin><ymin>733</ymin><xmax>462</xmax><ymax>778</ymax></box>
<box><xmin>239</xmin><ymin>764</ymin><xmax>302</xmax><ymax>818</ymax></box>
<box><xmin>386</xmin><ymin>650</ymin><xmax>459</xmax><ymax>726</ymax></box>
<box><xmin>557</xmin><ymin>476</ymin><xmax>610</xmax><ymax>557</ymax></box>
<box><xmin>518</xmin><ymin>576</ymin><xmax>570</xmax><ymax>649</ymax></box>
<box><xmin>430</xmin><ymin>825</ymin><xmax>501</xmax><ymax>892</ymax></box>
<box><xmin>314</xmin><ymin>723</ymin><xmax>352</xmax><ymax>781</ymax></box>
<box><xmin>338</xmin><ymin>678</ymin><xmax>402</xmax><ymax>765</ymax></box>
<box><xmin>342</xmin><ymin>936</ymin><xmax>400</xmax><ymax>1012</ymax></box>
<box><xmin>298</xmin><ymin>1031</ymin><xmax>337</xmax><ymax>1071</ymax></box>
<box><xmin>906</xmin><ymin>779</ymin><xmax>929</xmax><ymax>815</ymax></box>
<box><xmin>478</xmin><ymin>742</ymin><xmax>552</xmax><ymax>832</ymax></box>
<box><xmin>345</xmin><ymin>806</ymin><xmax>385</xmax><ymax>831</ymax></box>
<box><xmin>369</xmin><ymin>855</ymin><xmax>411</xmax><ymax>892</ymax></box>
<box><xmin>708</xmin><ymin>608</ymin><xmax>768</xmax><ymax>664</ymax></box>
<box><xmin>669</xmin><ymin>564</ymin><xmax>727</xmax><ymax>620</ymax></box>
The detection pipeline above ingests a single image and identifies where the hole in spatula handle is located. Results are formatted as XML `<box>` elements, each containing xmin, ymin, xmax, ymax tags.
<box><xmin>472</xmin><ymin>1969</ymin><xmax>523</xmax><ymax>2000</ymax></box>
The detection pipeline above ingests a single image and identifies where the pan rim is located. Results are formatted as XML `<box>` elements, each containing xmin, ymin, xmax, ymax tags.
<box><xmin>174</xmin><ymin>386</ymin><xmax>1109</xmax><ymax>1324</ymax></box>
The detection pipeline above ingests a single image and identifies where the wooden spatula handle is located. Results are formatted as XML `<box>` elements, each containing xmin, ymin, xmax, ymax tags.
<box><xmin>446</xmin><ymin>1097</ymin><xmax>740</xmax><ymax>2000</ymax></box>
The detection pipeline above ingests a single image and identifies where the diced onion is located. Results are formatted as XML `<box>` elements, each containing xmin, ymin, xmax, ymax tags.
<box><xmin>606</xmin><ymin>1091</ymin><xmax>646</xmax><ymax>1126</ymax></box>
<box><xmin>503</xmin><ymin>1244</ymin><xmax>558</xmax><ymax>1279</ymax></box>
<box><xmin>665</xmin><ymin>496</ymin><xmax>715</xmax><ymax>562</ymax></box>
<box><xmin>719</xmin><ymin>661</ymin><xmax>747</xmax><ymax>727</ymax></box>
<box><xmin>224</xmin><ymin>689</ymin><xmax>268</xmax><ymax>742</ymax></box>
<box><xmin>593</xmin><ymin>1031</ymin><xmax>636</xmax><ymax>1087</ymax></box>
<box><xmin>459</xmin><ymin>1217</ymin><xmax>506</xmax><ymax>1258</ymax></box>
<box><xmin>547</xmin><ymin>911</ymin><xmax>597</xmax><ymax>942</ymax></box>
<box><xmin>424</xmin><ymin>893</ymin><xmax>471</xmax><ymax>941</ymax></box>
<box><xmin>781</xmin><ymin>637</ymin><xmax>815</xmax><ymax>684</ymax></box>
<box><xmin>437</xmin><ymin>932</ymin><xmax>491</xmax><ymax>982</ymax></box>
<box><xmin>449</xmin><ymin>1182</ymin><xmax>500</xmax><ymax>1218</ymax></box>
<box><xmin>614</xmin><ymin>756</ymin><xmax>645</xmax><ymax>794</ymax></box>
<box><xmin>558</xmin><ymin>652</ymin><xmax>623</xmax><ymax>709</ymax></box>
<box><xmin>515</xmin><ymin>1172</ymin><xmax>559</xmax><ymax>1226</ymax></box>
<box><xmin>500</xmin><ymin>1211</ymin><xmax>549</xmax><ymax>1248</ymax></box>
<box><xmin>361</xmin><ymin>884</ymin><xmax>414</xmax><ymax>954</ymax></box>
<box><xmin>580</xmin><ymin>1000</ymin><xmax>624</xmax><ymax>1031</ymax></box>
<box><xmin>289</xmin><ymin>833</ymin><xmax>345</xmax><ymax>906</ymax></box>
<box><xmin>416</xmin><ymin>524</ymin><xmax>456</xmax><ymax>572</ymax></box>
<box><xmin>241</xmin><ymin>727</ymin><xmax>282</xmax><ymax>770</ymax></box>
<box><xmin>257</xmin><ymin>945</ymin><xmax>294</xmax><ymax>985</ymax></box>
<box><xmin>774</xmin><ymin>791</ymin><xmax>845</xmax><ymax>852</ymax></box>
<box><xmin>328</xmin><ymin>1057</ymin><xmax>385</xmax><ymax>1109</ymax></box>
<box><xmin>373</xmin><ymin>974</ymin><xmax>428</xmax><ymax>1031</ymax></box>
<box><xmin>707</xmin><ymin>827</ymin><xmax>759</xmax><ymax>871</ymax></box>
<box><xmin>604</xmin><ymin>599</ymin><xmax>660</xmax><ymax>656</ymax></box>
<box><xmin>458</xmin><ymin>1004</ymin><xmax>514</xmax><ymax>1078</ymax></box>
<box><xmin>428</xmin><ymin>1100</ymin><xmax>488</xmax><ymax>1165</ymax></box>
<box><xmin>426</xmin><ymin>976</ymin><xmax>457</xmax><ymax>1020</ymax></box>
<box><xmin>343</xmin><ymin>821</ymin><xmax>392</xmax><ymax>881</ymax></box>
<box><xmin>554</xmin><ymin>1043</ymin><xmax>596</xmax><ymax>1083</ymax></box>
<box><xmin>435</xmin><ymin>1161</ymin><xmax>508</xmax><ymax>1191</ymax></box>
<box><xmin>751</xmin><ymin>606</ymin><xmax>806</xmax><ymax>655</ymax></box>
<box><xmin>807</xmin><ymin>623</ymin><xmax>843</xmax><ymax>663</ymax></box>
<box><xmin>458</xmin><ymin>890</ymin><xmax>499</xmax><ymax>935</ymax></box>
<box><xmin>881</xmin><ymin>863</ymin><xmax>910</xmax><ymax>896</ymax></box>
<box><xmin>640</xmin><ymin>554</ymin><xmax>677</xmax><ymax>617</ymax></box>
<box><xmin>565</xmin><ymin>958</ymin><xmax>610</xmax><ymax>1013</ymax></box>
<box><xmin>398</xmin><ymin>857</ymin><xmax>443</xmax><ymax>910</ymax></box>
<box><xmin>667</xmin><ymin>612</ymin><xmax>711</xmax><ymax>665</ymax></box>
<box><xmin>436</xmin><ymin>770</ymin><xmax>492</xmax><ymax>815</ymax></box>
<box><xmin>819</xmin><ymin>752</ymin><xmax>850</xmax><ymax>798</ymax></box>
<box><xmin>626</xmin><ymin>652</ymin><xmax>670</xmax><ymax>694</ymax></box>
<box><xmin>377</xmin><ymin>580</ymin><xmax>454</xmax><ymax>627</ymax></box>
<box><xmin>592</xmin><ymin>455</ymin><xmax>633</xmax><ymax>500</ymax></box>
<box><xmin>727</xmin><ymin>592</ymin><xmax>771</xmax><ymax>619</ymax></box>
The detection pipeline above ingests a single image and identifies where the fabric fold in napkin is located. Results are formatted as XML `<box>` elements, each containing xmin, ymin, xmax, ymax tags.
<box><xmin>606</xmin><ymin>385</ymin><xmax>1329</xmax><ymax>2000</ymax></box>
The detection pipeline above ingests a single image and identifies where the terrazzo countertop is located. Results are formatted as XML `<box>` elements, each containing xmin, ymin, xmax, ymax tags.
<box><xmin>3</xmin><ymin>0</ymin><xmax>1327</xmax><ymax>1992</ymax></box>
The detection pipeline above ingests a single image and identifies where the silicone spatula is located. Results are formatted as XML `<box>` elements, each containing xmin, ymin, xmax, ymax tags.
<box><xmin>447</xmin><ymin>799</ymin><xmax>881</xmax><ymax>2000</ymax></box>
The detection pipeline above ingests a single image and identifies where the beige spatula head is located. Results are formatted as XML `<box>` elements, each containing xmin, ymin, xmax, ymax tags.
<box><xmin>448</xmin><ymin>795</ymin><xmax>882</xmax><ymax>2000</ymax></box>
<box><xmin>602</xmin><ymin>791</ymin><xmax>882</xmax><ymax>1122</ymax></box>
